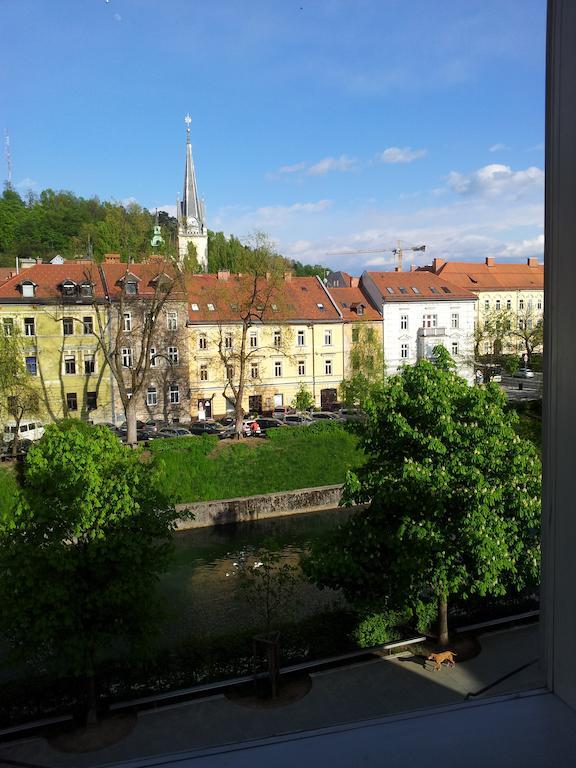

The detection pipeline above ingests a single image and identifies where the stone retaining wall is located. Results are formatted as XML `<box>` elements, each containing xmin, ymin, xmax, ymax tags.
<box><xmin>175</xmin><ymin>484</ymin><xmax>344</xmax><ymax>529</ymax></box>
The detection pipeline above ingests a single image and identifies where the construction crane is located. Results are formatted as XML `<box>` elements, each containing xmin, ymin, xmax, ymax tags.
<box><xmin>4</xmin><ymin>129</ymin><xmax>12</xmax><ymax>188</ymax></box>
<box><xmin>326</xmin><ymin>241</ymin><xmax>426</xmax><ymax>271</ymax></box>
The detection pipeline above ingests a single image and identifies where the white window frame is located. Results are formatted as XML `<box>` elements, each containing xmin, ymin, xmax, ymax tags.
<box><xmin>451</xmin><ymin>341</ymin><xmax>459</xmax><ymax>356</ymax></box>
<box><xmin>422</xmin><ymin>314</ymin><xmax>438</xmax><ymax>329</ymax></box>
<box><xmin>121</xmin><ymin>347</ymin><xmax>133</xmax><ymax>368</ymax></box>
<box><xmin>199</xmin><ymin>364</ymin><xmax>208</xmax><ymax>382</ymax></box>
<box><xmin>169</xmin><ymin>384</ymin><xmax>180</xmax><ymax>404</ymax></box>
<box><xmin>24</xmin><ymin>317</ymin><xmax>35</xmax><ymax>336</ymax></box>
<box><xmin>400</xmin><ymin>314</ymin><xmax>408</xmax><ymax>330</ymax></box>
<box><xmin>166</xmin><ymin>311</ymin><xmax>178</xmax><ymax>331</ymax></box>
<box><xmin>400</xmin><ymin>343</ymin><xmax>409</xmax><ymax>359</ymax></box>
<box><xmin>198</xmin><ymin>333</ymin><xmax>207</xmax><ymax>350</ymax></box>
<box><xmin>273</xmin><ymin>330</ymin><xmax>282</xmax><ymax>348</ymax></box>
<box><xmin>250</xmin><ymin>331</ymin><xmax>258</xmax><ymax>349</ymax></box>
<box><xmin>325</xmin><ymin>359</ymin><xmax>332</xmax><ymax>375</ymax></box>
<box><xmin>62</xmin><ymin>317</ymin><xmax>74</xmax><ymax>336</ymax></box>
<box><xmin>150</xmin><ymin>347</ymin><xmax>157</xmax><ymax>367</ymax></box>
<box><xmin>146</xmin><ymin>387</ymin><xmax>158</xmax><ymax>406</ymax></box>
<box><xmin>224</xmin><ymin>333</ymin><xmax>233</xmax><ymax>349</ymax></box>
<box><xmin>250</xmin><ymin>362</ymin><xmax>259</xmax><ymax>379</ymax></box>
<box><xmin>84</xmin><ymin>354</ymin><xmax>96</xmax><ymax>375</ymax></box>
<box><xmin>298</xmin><ymin>360</ymin><xmax>305</xmax><ymax>376</ymax></box>
<box><xmin>451</xmin><ymin>313</ymin><xmax>459</xmax><ymax>329</ymax></box>
<box><xmin>274</xmin><ymin>360</ymin><xmax>282</xmax><ymax>378</ymax></box>
<box><xmin>123</xmin><ymin>312</ymin><xmax>132</xmax><ymax>332</ymax></box>
<box><xmin>83</xmin><ymin>316</ymin><xmax>93</xmax><ymax>335</ymax></box>
<box><xmin>168</xmin><ymin>346</ymin><xmax>179</xmax><ymax>364</ymax></box>
<box><xmin>64</xmin><ymin>355</ymin><xmax>76</xmax><ymax>375</ymax></box>
<box><xmin>324</xmin><ymin>329</ymin><xmax>332</xmax><ymax>346</ymax></box>
<box><xmin>297</xmin><ymin>330</ymin><xmax>305</xmax><ymax>347</ymax></box>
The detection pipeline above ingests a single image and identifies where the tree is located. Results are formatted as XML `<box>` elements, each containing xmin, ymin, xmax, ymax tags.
<box><xmin>473</xmin><ymin>308</ymin><xmax>514</xmax><ymax>359</ymax></box>
<box><xmin>510</xmin><ymin>307</ymin><xmax>544</xmax><ymax>364</ymax></box>
<box><xmin>213</xmin><ymin>232</ymin><xmax>290</xmax><ymax>437</ymax></box>
<box><xmin>340</xmin><ymin>324</ymin><xmax>384</xmax><ymax>407</ymax></box>
<box><xmin>0</xmin><ymin>325</ymin><xmax>41</xmax><ymax>456</ymax></box>
<box><xmin>291</xmin><ymin>384</ymin><xmax>315</xmax><ymax>412</ymax></box>
<box><xmin>304</xmin><ymin>346</ymin><xmax>541</xmax><ymax>646</ymax></box>
<box><xmin>0</xmin><ymin>421</ymin><xmax>182</xmax><ymax>723</ymax></box>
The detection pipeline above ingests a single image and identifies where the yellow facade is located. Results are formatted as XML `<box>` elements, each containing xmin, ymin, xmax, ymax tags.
<box><xmin>0</xmin><ymin>305</ymin><xmax>113</xmax><ymax>424</ymax></box>
<box><xmin>476</xmin><ymin>289</ymin><xmax>544</xmax><ymax>356</ymax></box>
<box><xmin>187</xmin><ymin>320</ymin><xmax>346</xmax><ymax>417</ymax></box>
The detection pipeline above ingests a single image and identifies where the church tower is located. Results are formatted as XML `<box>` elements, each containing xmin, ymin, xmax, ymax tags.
<box><xmin>177</xmin><ymin>114</ymin><xmax>208</xmax><ymax>271</ymax></box>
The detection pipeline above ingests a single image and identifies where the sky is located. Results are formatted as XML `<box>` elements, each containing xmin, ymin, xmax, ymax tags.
<box><xmin>0</xmin><ymin>0</ymin><xmax>546</xmax><ymax>274</ymax></box>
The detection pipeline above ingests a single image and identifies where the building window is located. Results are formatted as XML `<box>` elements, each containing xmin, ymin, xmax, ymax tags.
<box><xmin>298</xmin><ymin>360</ymin><xmax>305</xmax><ymax>376</ymax></box>
<box><xmin>83</xmin><ymin>316</ymin><xmax>93</xmax><ymax>334</ymax></box>
<box><xmin>400</xmin><ymin>343</ymin><xmax>409</xmax><ymax>359</ymax></box>
<box><xmin>226</xmin><ymin>364</ymin><xmax>234</xmax><ymax>380</ymax></box>
<box><xmin>528</xmin><ymin>299</ymin><xmax>534</xmax><ymax>310</ymax></box>
<box><xmin>146</xmin><ymin>387</ymin><xmax>157</xmax><ymax>406</ymax></box>
<box><xmin>191</xmin><ymin>303</ymin><xmax>199</xmax><ymax>312</ymax></box>
<box><xmin>251</xmin><ymin>362</ymin><xmax>259</xmax><ymax>379</ymax></box>
<box><xmin>63</xmin><ymin>317</ymin><xmax>74</xmax><ymax>336</ymax></box>
<box><xmin>123</xmin><ymin>312</ymin><xmax>132</xmax><ymax>332</ymax></box>
<box><xmin>495</xmin><ymin>299</ymin><xmax>501</xmax><ymax>310</ymax></box>
<box><xmin>64</xmin><ymin>355</ymin><xmax>76</xmax><ymax>375</ymax></box>
<box><xmin>250</xmin><ymin>331</ymin><xmax>258</xmax><ymax>348</ymax></box>
<box><xmin>169</xmin><ymin>384</ymin><xmax>180</xmax><ymax>404</ymax></box>
<box><xmin>325</xmin><ymin>359</ymin><xmax>332</xmax><ymax>375</ymax></box>
<box><xmin>297</xmin><ymin>330</ymin><xmax>305</xmax><ymax>347</ymax></box>
<box><xmin>124</xmin><ymin>281</ymin><xmax>137</xmax><ymax>296</ymax></box>
<box><xmin>168</xmin><ymin>346</ymin><xmax>179</xmax><ymax>364</ymax></box>
<box><xmin>80</xmin><ymin>283</ymin><xmax>93</xmax><ymax>298</ymax></box>
<box><xmin>200</xmin><ymin>364</ymin><xmax>208</xmax><ymax>381</ymax></box>
<box><xmin>167</xmin><ymin>311</ymin><xmax>177</xmax><ymax>330</ymax></box>
<box><xmin>198</xmin><ymin>333</ymin><xmax>207</xmax><ymax>350</ymax></box>
<box><xmin>422</xmin><ymin>314</ymin><xmax>438</xmax><ymax>328</ymax></box>
<box><xmin>121</xmin><ymin>347</ymin><xmax>133</xmax><ymax>368</ymax></box>
<box><xmin>274</xmin><ymin>360</ymin><xmax>282</xmax><ymax>377</ymax></box>
<box><xmin>224</xmin><ymin>333</ymin><xmax>233</xmax><ymax>349</ymax></box>
<box><xmin>451</xmin><ymin>341</ymin><xmax>459</xmax><ymax>356</ymax></box>
<box><xmin>484</xmin><ymin>299</ymin><xmax>490</xmax><ymax>310</ymax></box>
<box><xmin>66</xmin><ymin>392</ymin><xmax>78</xmax><ymax>411</ymax></box>
<box><xmin>87</xmin><ymin>391</ymin><xmax>97</xmax><ymax>411</ymax></box>
<box><xmin>484</xmin><ymin>341</ymin><xmax>492</xmax><ymax>355</ymax></box>
<box><xmin>2</xmin><ymin>318</ymin><xmax>13</xmax><ymax>335</ymax></box>
<box><xmin>207</xmin><ymin>303</ymin><xmax>215</xmax><ymax>311</ymax></box>
<box><xmin>84</xmin><ymin>354</ymin><xmax>95</xmax><ymax>374</ymax></box>
<box><xmin>519</xmin><ymin>299</ymin><xmax>525</xmax><ymax>310</ymax></box>
<box><xmin>507</xmin><ymin>299</ymin><xmax>512</xmax><ymax>310</ymax></box>
<box><xmin>537</xmin><ymin>298</ymin><xmax>543</xmax><ymax>310</ymax></box>
<box><xmin>21</xmin><ymin>282</ymin><xmax>35</xmax><ymax>298</ymax></box>
<box><xmin>25</xmin><ymin>356</ymin><xmax>37</xmax><ymax>375</ymax></box>
<box><xmin>324</xmin><ymin>329</ymin><xmax>332</xmax><ymax>346</ymax></box>
<box><xmin>24</xmin><ymin>317</ymin><xmax>35</xmax><ymax>336</ymax></box>
<box><xmin>352</xmin><ymin>327</ymin><xmax>359</xmax><ymax>343</ymax></box>
<box><xmin>400</xmin><ymin>314</ymin><xmax>408</xmax><ymax>330</ymax></box>
<box><xmin>273</xmin><ymin>330</ymin><xmax>282</xmax><ymax>347</ymax></box>
<box><xmin>150</xmin><ymin>347</ymin><xmax>157</xmax><ymax>367</ymax></box>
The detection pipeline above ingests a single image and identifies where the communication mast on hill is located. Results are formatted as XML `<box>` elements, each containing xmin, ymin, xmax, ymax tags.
<box><xmin>4</xmin><ymin>130</ymin><xmax>13</xmax><ymax>189</ymax></box>
<box><xmin>327</xmin><ymin>240</ymin><xmax>426</xmax><ymax>271</ymax></box>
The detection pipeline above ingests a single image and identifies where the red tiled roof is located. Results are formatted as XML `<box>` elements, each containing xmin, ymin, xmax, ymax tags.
<box><xmin>432</xmin><ymin>260</ymin><xmax>544</xmax><ymax>291</ymax></box>
<box><xmin>185</xmin><ymin>274</ymin><xmax>341</xmax><ymax>323</ymax></box>
<box><xmin>365</xmin><ymin>271</ymin><xmax>477</xmax><ymax>302</ymax></box>
<box><xmin>0</xmin><ymin>267</ymin><xmax>16</xmax><ymax>284</ymax></box>
<box><xmin>327</xmin><ymin>286</ymin><xmax>381</xmax><ymax>320</ymax></box>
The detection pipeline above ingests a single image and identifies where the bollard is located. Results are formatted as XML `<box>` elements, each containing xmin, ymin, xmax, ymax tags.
<box><xmin>518</xmin><ymin>382</ymin><xmax>523</xmax><ymax>390</ymax></box>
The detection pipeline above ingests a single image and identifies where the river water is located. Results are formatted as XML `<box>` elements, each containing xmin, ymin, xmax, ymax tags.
<box><xmin>157</xmin><ymin>506</ymin><xmax>355</xmax><ymax>643</ymax></box>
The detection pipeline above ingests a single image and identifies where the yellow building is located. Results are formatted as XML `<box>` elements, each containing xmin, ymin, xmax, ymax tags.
<box><xmin>185</xmin><ymin>271</ymin><xmax>345</xmax><ymax>418</ymax></box>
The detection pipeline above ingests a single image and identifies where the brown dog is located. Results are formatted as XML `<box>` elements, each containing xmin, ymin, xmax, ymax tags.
<box><xmin>427</xmin><ymin>651</ymin><xmax>457</xmax><ymax>671</ymax></box>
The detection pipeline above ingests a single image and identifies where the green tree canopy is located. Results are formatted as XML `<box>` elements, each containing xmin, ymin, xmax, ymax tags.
<box><xmin>304</xmin><ymin>346</ymin><xmax>541</xmax><ymax>645</ymax></box>
<box><xmin>0</xmin><ymin>421</ymin><xmax>182</xmax><ymax>719</ymax></box>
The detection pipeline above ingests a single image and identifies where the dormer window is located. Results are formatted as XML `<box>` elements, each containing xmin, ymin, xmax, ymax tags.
<box><xmin>80</xmin><ymin>282</ymin><xmax>93</xmax><ymax>298</ymax></box>
<box><xmin>20</xmin><ymin>280</ymin><xmax>36</xmax><ymax>298</ymax></box>
<box><xmin>124</xmin><ymin>281</ymin><xmax>138</xmax><ymax>296</ymax></box>
<box><xmin>61</xmin><ymin>280</ymin><xmax>76</xmax><ymax>297</ymax></box>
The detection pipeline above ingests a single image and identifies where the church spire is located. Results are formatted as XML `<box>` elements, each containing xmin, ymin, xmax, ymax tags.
<box><xmin>179</xmin><ymin>113</ymin><xmax>204</xmax><ymax>231</ymax></box>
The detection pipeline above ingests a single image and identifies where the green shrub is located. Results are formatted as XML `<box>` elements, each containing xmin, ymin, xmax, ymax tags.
<box><xmin>0</xmin><ymin>467</ymin><xmax>19</xmax><ymax>516</ymax></box>
<box><xmin>352</xmin><ymin>609</ymin><xmax>411</xmax><ymax>648</ymax></box>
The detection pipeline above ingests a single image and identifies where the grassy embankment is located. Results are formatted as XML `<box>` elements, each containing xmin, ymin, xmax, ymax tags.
<box><xmin>149</xmin><ymin>422</ymin><xmax>363</xmax><ymax>503</ymax></box>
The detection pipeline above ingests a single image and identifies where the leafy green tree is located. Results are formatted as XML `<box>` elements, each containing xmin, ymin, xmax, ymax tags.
<box><xmin>0</xmin><ymin>186</ymin><xmax>27</xmax><ymax>256</ymax></box>
<box><xmin>340</xmin><ymin>324</ymin><xmax>384</xmax><ymax>407</ymax></box>
<box><xmin>289</xmin><ymin>260</ymin><xmax>329</xmax><ymax>278</ymax></box>
<box><xmin>291</xmin><ymin>384</ymin><xmax>315</xmax><ymax>412</ymax></box>
<box><xmin>304</xmin><ymin>346</ymin><xmax>541</xmax><ymax>646</ymax></box>
<box><xmin>0</xmin><ymin>421</ymin><xmax>182</xmax><ymax>722</ymax></box>
<box><xmin>0</xmin><ymin>325</ymin><xmax>41</xmax><ymax>456</ymax></box>
<box><xmin>510</xmin><ymin>308</ymin><xmax>544</xmax><ymax>365</ymax></box>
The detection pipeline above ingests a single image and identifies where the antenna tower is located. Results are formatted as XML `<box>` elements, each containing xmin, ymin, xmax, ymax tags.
<box><xmin>4</xmin><ymin>130</ymin><xmax>12</xmax><ymax>188</ymax></box>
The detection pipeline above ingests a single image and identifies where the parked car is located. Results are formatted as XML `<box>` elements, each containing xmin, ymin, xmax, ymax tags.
<box><xmin>272</xmin><ymin>406</ymin><xmax>294</xmax><ymax>419</ymax></box>
<box><xmin>309</xmin><ymin>411</ymin><xmax>343</xmax><ymax>421</ymax></box>
<box><xmin>217</xmin><ymin>416</ymin><xmax>236</xmax><ymax>427</ymax></box>
<box><xmin>337</xmin><ymin>407</ymin><xmax>367</xmax><ymax>422</ymax></box>
<box><xmin>513</xmin><ymin>368</ymin><xmax>535</xmax><ymax>379</ymax></box>
<box><xmin>156</xmin><ymin>427</ymin><xmax>193</xmax><ymax>438</ymax></box>
<box><xmin>220</xmin><ymin>419</ymin><xmax>262</xmax><ymax>438</ymax></box>
<box><xmin>2</xmin><ymin>420</ymin><xmax>44</xmax><ymax>444</ymax></box>
<box><xmin>254</xmin><ymin>417</ymin><xmax>286</xmax><ymax>434</ymax></box>
<box><xmin>283</xmin><ymin>414</ymin><xmax>314</xmax><ymax>426</ymax></box>
<box><xmin>188</xmin><ymin>421</ymin><xmax>228</xmax><ymax>437</ymax></box>
<box><xmin>0</xmin><ymin>438</ymin><xmax>33</xmax><ymax>460</ymax></box>
<box><xmin>144</xmin><ymin>418</ymin><xmax>162</xmax><ymax>434</ymax></box>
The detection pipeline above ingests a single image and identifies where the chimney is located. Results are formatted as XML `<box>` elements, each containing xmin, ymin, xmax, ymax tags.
<box><xmin>410</xmin><ymin>264</ymin><xmax>418</xmax><ymax>272</ymax></box>
<box><xmin>485</xmin><ymin>257</ymin><xmax>495</xmax><ymax>267</ymax></box>
<box><xmin>284</xmin><ymin>271</ymin><xmax>292</xmax><ymax>282</ymax></box>
<box><xmin>350</xmin><ymin>276</ymin><xmax>359</xmax><ymax>287</ymax></box>
<box><xmin>146</xmin><ymin>254</ymin><xmax>164</xmax><ymax>263</ymax></box>
<box><xmin>218</xmin><ymin>269</ymin><xmax>230</xmax><ymax>281</ymax></box>
<box><xmin>394</xmin><ymin>266</ymin><xmax>401</xmax><ymax>272</ymax></box>
<box><xmin>527</xmin><ymin>257</ymin><xmax>539</xmax><ymax>267</ymax></box>
<box><xmin>432</xmin><ymin>258</ymin><xmax>445</xmax><ymax>273</ymax></box>
<box><xmin>104</xmin><ymin>253</ymin><xmax>121</xmax><ymax>263</ymax></box>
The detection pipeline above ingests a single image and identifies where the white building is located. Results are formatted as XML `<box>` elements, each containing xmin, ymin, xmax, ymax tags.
<box><xmin>360</xmin><ymin>270</ymin><xmax>478</xmax><ymax>383</ymax></box>
<box><xmin>176</xmin><ymin>114</ymin><xmax>208</xmax><ymax>271</ymax></box>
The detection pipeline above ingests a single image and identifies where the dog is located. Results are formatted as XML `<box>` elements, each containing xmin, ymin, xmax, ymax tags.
<box><xmin>427</xmin><ymin>650</ymin><xmax>457</xmax><ymax>671</ymax></box>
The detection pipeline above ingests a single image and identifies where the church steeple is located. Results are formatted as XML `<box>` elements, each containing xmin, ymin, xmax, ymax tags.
<box><xmin>177</xmin><ymin>114</ymin><xmax>208</xmax><ymax>271</ymax></box>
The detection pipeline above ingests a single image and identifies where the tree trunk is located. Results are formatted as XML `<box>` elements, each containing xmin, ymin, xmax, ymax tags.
<box><xmin>125</xmin><ymin>398</ymin><xmax>138</xmax><ymax>446</ymax></box>
<box><xmin>10</xmin><ymin>412</ymin><xmax>22</xmax><ymax>458</ymax></box>
<box><xmin>84</xmin><ymin>671</ymin><xmax>99</xmax><ymax>726</ymax></box>
<box><xmin>437</xmin><ymin>595</ymin><xmax>449</xmax><ymax>647</ymax></box>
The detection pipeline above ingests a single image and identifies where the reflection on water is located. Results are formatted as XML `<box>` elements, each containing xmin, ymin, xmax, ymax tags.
<box><xmin>158</xmin><ymin>507</ymin><xmax>354</xmax><ymax>642</ymax></box>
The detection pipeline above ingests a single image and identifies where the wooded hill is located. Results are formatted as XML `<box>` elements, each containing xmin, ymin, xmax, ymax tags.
<box><xmin>0</xmin><ymin>186</ymin><xmax>327</xmax><ymax>276</ymax></box>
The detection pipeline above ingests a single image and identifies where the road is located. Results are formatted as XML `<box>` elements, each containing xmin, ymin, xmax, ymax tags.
<box><xmin>500</xmin><ymin>371</ymin><xmax>542</xmax><ymax>402</ymax></box>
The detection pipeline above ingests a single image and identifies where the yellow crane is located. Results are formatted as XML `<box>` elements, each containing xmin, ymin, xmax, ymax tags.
<box><xmin>326</xmin><ymin>241</ymin><xmax>426</xmax><ymax>271</ymax></box>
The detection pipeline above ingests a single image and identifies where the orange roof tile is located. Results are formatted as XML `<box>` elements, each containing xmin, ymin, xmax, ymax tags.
<box><xmin>432</xmin><ymin>259</ymin><xmax>543</xmax><ymax>291</ymax></box>
<box><xmin>327</xmin><ymin>286</ymin><xmax>381</xmax><ymax>320</ymax></box>
<box><xmin>365</xmin><ymin>271</ymin><xmax>477</xmax><ymax>302</ymax></box>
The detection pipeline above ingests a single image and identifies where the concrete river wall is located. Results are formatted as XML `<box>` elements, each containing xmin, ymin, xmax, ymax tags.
<box><xmin>175</xmin><ymin>484</ymin><xmax>346</xmax><ymax>529</ymax></box>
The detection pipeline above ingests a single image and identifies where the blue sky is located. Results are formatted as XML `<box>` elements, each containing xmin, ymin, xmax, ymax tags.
<box><xmin>1</xmin><ymin>0</ymin><xmax>545</xmax><ymax>273</ymax></box>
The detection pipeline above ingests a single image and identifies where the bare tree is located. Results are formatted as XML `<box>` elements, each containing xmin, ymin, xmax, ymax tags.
<box><xmin>510</xmin><ymin>306</ymin><xmax>544</xmax><ymax>364</ymax></box>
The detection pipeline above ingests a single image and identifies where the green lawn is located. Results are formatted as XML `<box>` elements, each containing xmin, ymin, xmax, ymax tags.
<box><xmin>509</xmin><ymin>401</ymin><xmax>542</xmax><ymax>452</ymax></box>
<box><xmin>0</xmin><ymin>465</ymin><xmax>20</xmax><ymax>515</ymax></box>
<box><xmin>149</xmin><ymin>422</ymin><xmax>364</xmax><ymax>503</ymax></box>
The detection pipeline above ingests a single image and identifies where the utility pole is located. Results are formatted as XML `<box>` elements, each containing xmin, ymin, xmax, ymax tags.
<box><xmin>4</xmin><ymin>129</ymin><xmax>13</xmax><ymax>189</ymax></box>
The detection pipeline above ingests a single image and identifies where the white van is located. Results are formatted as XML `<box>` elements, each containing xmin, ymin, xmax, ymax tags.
<box><xmin>2</xmin><ymin>421</ymin><xmax>45</xmax><ymax>443</ymax></box>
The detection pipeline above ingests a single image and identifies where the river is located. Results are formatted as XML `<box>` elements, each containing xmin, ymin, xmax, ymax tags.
<box><xmin>157</xmin><ymin>506</ymin><xmax>355</xmax><ymax>644</ymax></box>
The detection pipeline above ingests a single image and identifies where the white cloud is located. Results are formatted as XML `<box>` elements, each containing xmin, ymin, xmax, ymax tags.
<box><xmin>447</xmin><ymin>163</ymin><xmax>543</xmax><ymax>198</ymax></box>
<box><xmin>489</xmin><ymin>143</ymin><xmax>509</xmax><ymax>152</ymax></box>
<box><xmin>376</xmin><ymin>147</ymin><xmax>427</xmax><ymax>164</ymax></box>
<box><xmin>277</xmin><ymin>161</ymin><xmax>308</xmax><ymax>175</ymax></box>
<box><xmin>271</xmin><ymin>155</ymin><xmax>357</xmax><ymax>179</ymax></box>
<box><xmin>15</xmin><ymin>177</ymin><xmax>38</xmax><ymax>191</ymax></box>
<box><xmin>502</xmin><ymin>234</ymin><xmax>545</xmax><ymax>258</ymax></box>
<box><xmin>156</xmin><ymin>204</ymin><xmax>178</xmax><ymax>218</ymax></box>
<box><xmin>113</xmin><ymin>13</ymin><xmax>122</xmax><ymax>22</ymax></box>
